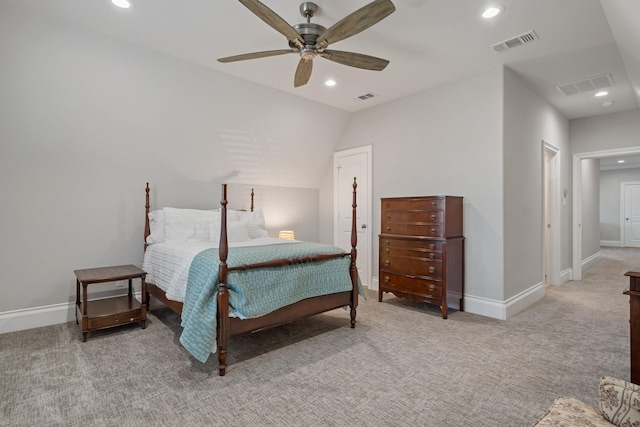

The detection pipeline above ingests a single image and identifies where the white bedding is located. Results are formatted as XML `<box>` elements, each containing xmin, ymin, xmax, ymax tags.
<box><xmin>142</xmin><ymin>237</ymin><xmax>291</xmax><ymax>302</ymax></box>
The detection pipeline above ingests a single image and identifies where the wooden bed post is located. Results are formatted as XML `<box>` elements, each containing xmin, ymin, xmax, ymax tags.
<box><xmin>144</xmin><ymin>183</ymin><xmax>151</xmax><ymax>251</ymax></box>
<box><xmin>217</xmin><ymin>184</ymin><xmax>230</xmax><ymax>376</ymax></box>
<box><xmin>350</xmin><ymin>177</ymin><xmax>358</xmax><ymax>328</ymax></box>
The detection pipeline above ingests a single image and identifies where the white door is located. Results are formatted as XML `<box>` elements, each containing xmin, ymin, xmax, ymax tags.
<box><xmin>623</xmin><ymin>183</ymin><xmax>640</xmax><ymax>248</ymax></box>
<box><xmin>334</xmin><ymin>146</ymin><xmax>371</xmax><ymax>288</ymax></box>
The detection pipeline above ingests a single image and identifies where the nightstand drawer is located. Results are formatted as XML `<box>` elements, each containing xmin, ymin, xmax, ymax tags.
<box><xmin>88</xmin><ymin>308</ymin><xmax>143</xmax><ymax>330</ymax></box>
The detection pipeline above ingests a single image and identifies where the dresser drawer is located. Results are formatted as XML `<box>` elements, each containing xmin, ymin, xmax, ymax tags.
<box><xmin>382</xmin><ymin>223</ymin><xmax>444</xmax><ymax>237</ymax></box>
<box><xmin>382</xmin><ymin>197</ymin><xmax>444</xmax><ymax>212</ymax></box>
<box><xmin>380</xmin><ymin>255</ymin><xmax>441</xmax><ymax>278</ymax></box>
<box><xmin>380</xmin><ymin>245</ymin><xmax>441</xmax><ymax>261</ymax></box>
<box><xmin>382</xmin><ymin>210</ymin><xmax>443</xmax><ymax>225</ymax></box>
<box><xmin>380</xmin><ymin>271</ymin><xmax>443</xmax><ymax>298</ymax></box>
<box><xmin>380</xmin><ymin>238</ymin><xmax>442</xmax><ymax>251</ymax></box>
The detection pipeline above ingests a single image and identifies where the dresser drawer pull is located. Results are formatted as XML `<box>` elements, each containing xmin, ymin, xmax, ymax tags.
<box><xmin>430</xmin><ymin>228</ymin><xmax>437</xmax><ymax>234</ymax></box>
<box><xmin>429</xmin><ymin>253</ymin><xmax>436</xmax><ymax>259</ymax></box>
<box><xmin>386</xmin><ymin>214</ymin><xmax>391</xmax><ymax>219</ymax></box>
<box><xmin>384</xmin><ymin>276</ymin><xmax>390</xmax><ymax>283</ymax></box>
<box><xmin>429</xmin><ymin>243</ymin><xmax>435</xmax><ymax>249</ymax></box>
<box><xmin>114</xmin><ymin>316</ymin><xmax>119</xmax><ymax>322</ymax></box>
<box><xmin>385</xmin><ymin>248</ymin><xmax>390</xmax><ymax>253</ymax></box>
<box><xmin>428</xmin><ymin>266</ymin><xmax>436</xmax><ymax>274</ymax></box>
<box><xmin>430</xmin><ymin>214</ymin><xmax>437</xmax><ymax>221</ymax></box>
<box><xmin>430</xmin><ymin>201</ymin><xmax>437</xmax><ymax>206</ymax></box>
<box><xmin>428</xmin><ymin>284</ymin><xmax>436</xmax><ymax>292</ymax></box>
<box><xmin>384</xmin><ymin>260</ymin><xmax>390</xmax><ymax>266</ymax></box>
<box><xmin>385</xmin><ymin>240</ymin><xmax>390</xmax><ymax>245</ymax></box>
<box><xmin>386</xmin><ymin>226</ymin><xmax>391</xmax><ymax>231</ymax></box>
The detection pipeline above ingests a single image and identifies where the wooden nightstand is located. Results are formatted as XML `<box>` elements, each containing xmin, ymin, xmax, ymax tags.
<box><xmin>75</xmin><ymin>264</ymin><xmax>147</xmax><ymax>342</ymax></box>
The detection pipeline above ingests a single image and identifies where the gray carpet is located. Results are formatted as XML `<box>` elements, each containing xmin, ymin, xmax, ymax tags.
<box><xmin>1</xmin><ymin>247</ymin><xmax>637</xmax><ymax>426</ymax></box>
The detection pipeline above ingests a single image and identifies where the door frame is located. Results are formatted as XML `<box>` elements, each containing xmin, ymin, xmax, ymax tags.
<box><xmin>620</xmin><ymin>181</ymin><xmax>640</xmax><ymax>247</ymax></box>
<box><xmin>333</xmin><ymin>145</ymin><xmax>373</xmax><ymax>289</ymax></box>
<box><xmin>572</xmin><ymin>146</ymin><xmax>640</xmax><ymax>280</ymax></box>
<box><xmin>542</xmin><ymin>140</ymin><xmax>561</xmax><ymax>285</ymax></box>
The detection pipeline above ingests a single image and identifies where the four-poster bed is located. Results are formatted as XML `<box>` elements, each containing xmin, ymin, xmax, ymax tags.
<box><xmin>143</xmin><ymin>179</ymin><xmax>360</xmax><ymax>376</ymax></box>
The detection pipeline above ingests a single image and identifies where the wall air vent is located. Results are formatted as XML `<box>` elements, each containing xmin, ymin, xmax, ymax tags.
<box><xmin>555</xmin><ymin>74</ymin><xmax>615</xmax><ymax>96</ymax></box>
<box><xmin>353</xmin><ymin>92</ymin><xmax>377</xmax><ymax>102</ymax></box>
<box><xmin>492</xmin><ymin>30</ymin><xmax>539</xmax><ymax>53</ymax></box>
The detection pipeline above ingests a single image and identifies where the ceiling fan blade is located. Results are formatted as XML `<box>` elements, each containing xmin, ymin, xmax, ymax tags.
<box><xmin>316</xmin><ymin>0</ymin><xmax>395</xmax><ymax>48</ymax></box>
<box><xmin>238</xmin><ymin>0</ymin><xmax>304</xmax><ymax>47</ymax></box>
<box><xmin>320</xmin><ymin>50</ymin><xmax>389</xmax><ymax>71</ymax></box>
<box><xmin>294</xmin><ymin>59</ymin><xmax>313</xmax><ymax>87</ymax></box>
<box><xmin>218</xmin><ymin>49</ymin><xmax>296</xmax><ymax>63</ymax></box>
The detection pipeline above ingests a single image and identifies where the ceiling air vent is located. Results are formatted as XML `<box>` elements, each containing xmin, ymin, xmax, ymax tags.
<box><xmin>555</xmin><ymin>74</ymin><xmax>615</xmax><ymax>96</ymax></box>
<box><xmin>353</xmin><ymin>92</ymin><xmax>377</xmax><ymax>102</ymax></box>
<box><xmin>492</xmin><ymin>30</ymin><xmax>539</xmax><ymax>53</ymax></box>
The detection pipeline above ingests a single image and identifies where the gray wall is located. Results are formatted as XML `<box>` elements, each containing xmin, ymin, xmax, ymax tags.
<box><xmin>581</xmin><ymin>159</ymin><xmax>601</xmax><ymax>258</ymax></box>
<box><xmin>0</xmin><ymin>5</ymin><xmax>348</xmax><ymax>314</ymax></box>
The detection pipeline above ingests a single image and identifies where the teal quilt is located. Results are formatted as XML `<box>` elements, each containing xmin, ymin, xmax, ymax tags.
<box><xmin>179</xmin><ymin>242</ymin><xmax>356</xmax><ymax>362</ymax></box>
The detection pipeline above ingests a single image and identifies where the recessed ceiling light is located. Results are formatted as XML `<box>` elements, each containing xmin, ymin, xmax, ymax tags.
<box><xmin>595</xmin><ymin>91</ymin><xmax>608</xmax><ymax>97</ymax></box>
<box><xmin>482</xmin><ymin>5</ymin><xmax>504</xmax><ymax>18</ymax></box>
<box><xmin>112</xmin><ymin>0</ymin><xmax>131</xmax><ymax>9</ymax></box>
<box><xmin>325</xmin><ymin>79</ymin><xmax>336</xmax><ymax>87</ymax></box>
<box><xmin>618</xmin><ymin>160</ymin><xmax>625</xmax><ymax>163</ymax></box>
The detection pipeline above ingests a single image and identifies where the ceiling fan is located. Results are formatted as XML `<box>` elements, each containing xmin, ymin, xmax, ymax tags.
<box><xmin>218</xmin><ymin>0</ymin><xmax>396</xmax><ymax>87</ymax></box>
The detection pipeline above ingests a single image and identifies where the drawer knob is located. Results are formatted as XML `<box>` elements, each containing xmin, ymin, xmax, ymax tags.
<box><xmin>430</xmin><ymin>214</ymin><xmax>437</xmax><ymax>221</ymax></box>
<box><xmin>430</xmin><ymin>201</ymin><xmax>437</xmax><ymax>206</ymax></box>
<box><xmin>428</xmin><ymin>284</ymin><xmax>436</xmax><ymax>292</ymax></box>
<box><xmin>429</xmin><ymin>253</ymin><xmax>436</xmax><ymax>259</ymax></box>
<box><xmin>430</xmin><ymin>228</ymin><xmax>437</xmax><ymax>234</ymax></box>
<box><xmin>386</xmin><ymin>214</ymin><xmax>391</xmax><ymax>219</ymax></box>
<box><xmin>114</xmin><ymin>316</ymin><xmax>119</xmax><ymax>322</ymax></box>
<box><xmin>386</xmin><ymin>226</ymin><xmax>391</xmax><ymax>231</ymax></box>
<box><xmin>428</xmin><ymin>266</ymin><xmax>436</xmax><ymax>274</ymax></box>
<box><xmin>385</xmin><ymin>240</ymin><xmax>390</xmax><ymax>245</ymax></box>
<box><xmin>429</xmin><ymin>243</ymin><xmax>435</xmax><ymax>249</ymax></box>
<box><xmin>384</xmin><ymin>276</ymin><xmax>390</xmax><ymax>283</ymax></box>
<box><xmin>384</xmin><ymin>260</ymin><xmax>390</xmax><ymax>266</ymax></box>
<box><xmin>385</xmin><ymin>248</ymin><xmax>390</xmax><ymax>253</ymax></box>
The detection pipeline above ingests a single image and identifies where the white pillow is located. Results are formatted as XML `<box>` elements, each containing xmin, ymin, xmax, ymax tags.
<box><xmin>163</xmin><ymin>208</ymin><xmax>217</xmax><ymax>242</ymax></box>
<box><xmin>210</xmin><ymin>216</ymin><xmax>251</xmax><ymax>243</ymax></box>
<box><xmin>146</xmin><ymin>209</ymin><xmax>166</xmax><ymax>244</ymax></box>
<box><xmin>230</xmin><ymin>209</ymin><xmax>269</xmax><ymax>239</ymax></box>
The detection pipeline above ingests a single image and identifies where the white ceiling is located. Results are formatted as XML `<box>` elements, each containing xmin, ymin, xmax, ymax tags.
<box><xmin>5</xmin><ymin>0</ymin><xmax>640</xmax><ymax>120</ymax></box>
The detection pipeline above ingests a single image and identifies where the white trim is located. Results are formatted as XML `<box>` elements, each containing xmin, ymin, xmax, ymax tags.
<box><xmin>582</xmin><ymin>250</ymin><xmax>601</xmax><ymax>271</ymax></box>
<box><xmin>464</xmin><ymin>282</ymin><xmax>545</xmax><ymax>320</ymax></box>
<box><xmin>0</xmin><ymin>293</ymin><xmax>143</xmax><ymax>334</ymax></box>
<box><xmin>543</xmin><ymin>141</ymin><xmax>561</xmax><ymax>285</ymax></box>
<box><xmin>0</xmin><ymin>302</ymin><xmax>75</xmax><ymax>334</ymax></box>
<box><xmin>572</xmin><ymin>146</ymin><xmax>640</xmax><ymax>280</ymax></box>
<box><xmin>333</xmin><ymin>145</ymin><xmax>373</xmax><ymax>288</ymax></box>
<box><xmin>620</xmin><ymin>181</ymin><xmax>640</xmax><ymax>247</ymax></box>
<box><xmin>370</xmin><ymin>276</ymin><xmax>379</xmax><ymax>292</ymax></box>
<box><xmin>600</xmin><ymin>240</ymin><xmax>621</xmax><ymax>247</ymax></box>
<box><xmin>560</xmin><ymin>268</ymin><xmax>572</xmax><ymax>282</ymax></box>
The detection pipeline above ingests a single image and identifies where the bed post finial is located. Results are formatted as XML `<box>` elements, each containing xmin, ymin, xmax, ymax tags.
<box><xmin>144</xmin><ymin>183</ymin><xmax>151</xmax><ymax>251</ymax></box>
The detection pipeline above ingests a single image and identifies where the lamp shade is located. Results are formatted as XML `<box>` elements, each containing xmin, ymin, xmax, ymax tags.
<box><xmin>278</xmin><ymin>230</ymin><xmax>295</xmax><ymax>240</ymax></box>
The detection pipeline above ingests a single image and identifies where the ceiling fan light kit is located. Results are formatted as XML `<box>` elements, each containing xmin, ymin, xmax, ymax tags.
<box><xmin>218</xmin><ymin>0</ymin><xmax>396</xmax><ymax>87</ymax></box>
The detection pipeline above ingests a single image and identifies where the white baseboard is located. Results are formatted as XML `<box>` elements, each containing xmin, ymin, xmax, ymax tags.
<box><xmin>582</xmin><ymin>251</ymin><xmax>601</xmax><ymax>272</ymax></box>
<box><xmin>0</xmin><ymin>302</ymin><xmax>75</xmax><ymax>334</ymax></box>
<box><xmin>560</xmin><ymin>268</ymin><xmax>572</xmax><ymax>282</ymax></box>
<box><xmin>370</xmin><ymin>276</ymin><xmax>379</xmax><ymax>292</ymax></box>
<box><xmin>464</xmin><ymin>281</ymin><xmax>545</xmax><ymax>320</ymax></box>
<box><xmin>600</xmin><ymin>240</ymin><xmax>621</xmax><ymax>247</ymax></box>
<box><xmin>0</xmin><ymin>293</ymin><xmax>143</xmax><ymax>335</ymax></box>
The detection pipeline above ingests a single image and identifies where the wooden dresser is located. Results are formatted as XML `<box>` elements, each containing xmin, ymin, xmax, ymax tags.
<box><xmin>378</xmin><ymin>196</ymin><xmax>464</xmax><ymax>319</ymax></box>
